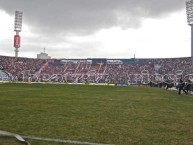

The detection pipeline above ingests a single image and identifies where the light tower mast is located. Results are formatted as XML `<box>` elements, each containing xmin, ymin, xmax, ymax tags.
<box><xmin>186</xmin><ymin>0</ymin><xmax>193</xmax><ymax>57</ymax></box>
<box><xmin>14</xmin><ymin>11</ymin><xmax>23</xmax><ymax>57</ymax></box>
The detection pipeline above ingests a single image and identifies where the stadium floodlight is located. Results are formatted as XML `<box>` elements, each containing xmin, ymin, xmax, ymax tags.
<box><xmin>14</xmin><ymin>11</ymin><xmax>23</xmax><ymax>57</ymax></box>
<box><xmin>14</xmin><ymin>11</ymin><xmax>23</xmax><ymax>32</ymax></box>
<box><xmin>186</xmin><ymin>0</ymin><xmax>193</xmax><ymax>57</ymax></box>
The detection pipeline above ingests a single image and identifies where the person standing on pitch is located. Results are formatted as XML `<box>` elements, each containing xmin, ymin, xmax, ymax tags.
<box><xmin>178</xmin><ymin>77</ymin><xmax>187</xmax><ymax>95</ymax></box>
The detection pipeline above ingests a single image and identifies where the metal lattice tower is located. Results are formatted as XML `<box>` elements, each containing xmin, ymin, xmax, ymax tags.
<box><xmin>14</xmin><ymin>11</ymin><xmax>23</xmax><ymax>57</ymax></box>
<box><xmin>186</xmin><ymin>0</ymin><xmax>193</xmax><ymax>57</ymax></box>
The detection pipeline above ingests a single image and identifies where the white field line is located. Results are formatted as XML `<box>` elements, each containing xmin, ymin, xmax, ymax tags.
<box><xmin>0</xmin><ymin>130</ymin><xmax>114</xmax><ymax>145</ymax></box>
<box><xmin>23</xmin><ymin>135</ymin><xmax>114</xmax><ymax>145</ymax></box>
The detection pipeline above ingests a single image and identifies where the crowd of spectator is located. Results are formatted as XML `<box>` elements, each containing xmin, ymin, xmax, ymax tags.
<box><xmin>1</xmin><ymin>55</ymin><xmax>193</xmax><ymax>85</ymax></box>
<box><xmin>0</xmin><ymin>55</ymin><xmax>46</xmax><ymax>81</ymax></box>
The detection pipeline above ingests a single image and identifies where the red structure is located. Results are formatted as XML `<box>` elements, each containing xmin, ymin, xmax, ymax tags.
<box><xmin>14</xmin><ymin>35</ymin><xmax>20</xmax><ymax>48</ymax></box>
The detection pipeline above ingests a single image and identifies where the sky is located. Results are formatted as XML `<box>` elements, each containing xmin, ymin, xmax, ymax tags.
<box><xmin>0</xmin><ymin>0</ymin><xmax>191</xmax><ymax>59</ymax></box>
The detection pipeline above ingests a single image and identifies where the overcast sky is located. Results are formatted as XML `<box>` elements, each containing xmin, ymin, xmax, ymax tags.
<box><xmin>0</xmin><ymin>0</ymin><xmax>191</xmax><ymax>59</ymax></box>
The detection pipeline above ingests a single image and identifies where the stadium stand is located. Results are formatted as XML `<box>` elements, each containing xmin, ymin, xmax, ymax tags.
<box><xmin>0</xmin><ymin>55</ymin><xmax>193</xmax><ymax>90</ymax></box>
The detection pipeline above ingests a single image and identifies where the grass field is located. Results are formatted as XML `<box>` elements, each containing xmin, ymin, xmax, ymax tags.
<box><xmin>0</xmin><ymin>83</ymin><xmax>193</xmax><ymax>145</ymax></box>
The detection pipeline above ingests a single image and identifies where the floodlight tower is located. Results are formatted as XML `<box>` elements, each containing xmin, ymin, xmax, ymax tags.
<box><xmin>14</xmin><ymin>11</ymin><xmax>23</xmax><ymax>57</ymax></box>
<box><xmin>186</xmin><ymin>0</ymin><xmax>193</xmax><ymax>57</ymax></box>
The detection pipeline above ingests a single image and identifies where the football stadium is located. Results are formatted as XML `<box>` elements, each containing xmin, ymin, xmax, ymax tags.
<box><xmin>1</xmin><ymin>55</ymin><xmax>193</xmax><ymax>145</ymax></box>
<box><xmin>1</xmin><ymin>1</ymin><xmax>193</xmax><ymax>145</ymax></box>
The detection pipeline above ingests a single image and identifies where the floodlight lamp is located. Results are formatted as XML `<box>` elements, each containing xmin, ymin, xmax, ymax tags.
<box><xmin>14</xmin><ymin>11</ymin><xmax>23</xmax><ymax>32</ymax></box>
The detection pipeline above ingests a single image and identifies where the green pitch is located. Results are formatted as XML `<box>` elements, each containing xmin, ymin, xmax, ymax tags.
<box><xmin>0</xmin><ymin>83</ymin><xmax>193</xmax><ymax>145</ymax></box>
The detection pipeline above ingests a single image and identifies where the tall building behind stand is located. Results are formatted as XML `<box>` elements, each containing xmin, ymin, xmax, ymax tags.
<box><xmin>37</xmin><ymin>48</ymin><xmax>51</xmax><ymax>59</ymax></box>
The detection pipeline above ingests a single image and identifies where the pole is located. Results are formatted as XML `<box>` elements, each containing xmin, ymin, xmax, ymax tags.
<box><xmin>15</xmin><ymin>31</ymin><xmax>19</xmax><ymax>57</ymax></box>
<box><xmin>191</xmin><ymin>25</ymin><xmax>193</xmax><ymax>57</ymax></box>
<box><xmin>15</xmin><ymin>48</ymin><xmax>19</xmax><ymax>57</ymax></box>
